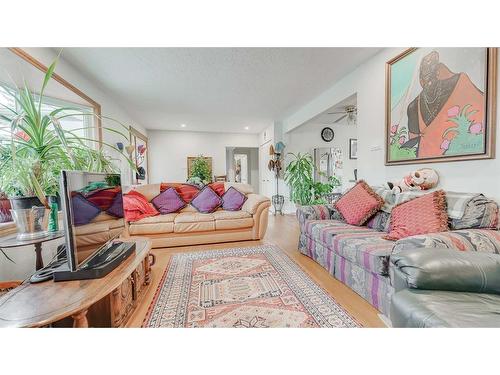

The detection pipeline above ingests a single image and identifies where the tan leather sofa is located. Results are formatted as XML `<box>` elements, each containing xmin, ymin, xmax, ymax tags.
<box><xmin>123</xmin><ymin>182</ymin><xmax>271</xmax><ymax>248</ymax></box>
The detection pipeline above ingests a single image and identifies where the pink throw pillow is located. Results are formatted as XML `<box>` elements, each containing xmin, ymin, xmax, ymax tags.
<box><xmin>384</xmin><ymin>190</ymin><xmax>449</xmax><ymax>241</ymax></box>
<box><xmin>334</xmin><ymin>181</ymin><xmax>384</xmax><ymax>226</ymax></box>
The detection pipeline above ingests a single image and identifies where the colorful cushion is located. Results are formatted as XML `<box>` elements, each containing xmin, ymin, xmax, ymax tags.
<box><xmin>123</xmin><ymin>190</ymin><xmax>159</xmax><ymax>222</ymax></box>
<box><xmin>85</xmin><ymin>187</ymin><xmax>121</xmax><ymax>210</ymax></box>
<box><xmin>106</xmin><ymin>192</ymin><xmax>124</xmax><ymax>218</ymax></box>
<box><xmin>366</xmin><ymin>211</ymin><xmax>391</xmax><ymax>232</ymax></box>
<box><xmin>208</xmin><ymin>182</ymin><xmax>225</xmax><ymax>196</ymax></box>
<box><xmin>221</xmin><ymin>186</ymin><xmax>247</xmax><ymax>211</ymax></box>
<box><xmin>334</xmin><ymin>181</ymin><xmax>385</xmax><ymax>226</ymax></box>
<box><xmin>71</xmin><ymin>194</ymin><xmax>101</xmax><ymax>226</ymax></box>
<box><xmin>190</xmin><ymin>186</ymin><xmax>222</xmax><ymax>213</ymax></box>
<box><xmin>151</xmin><ymin>187</ymin><xmax>186</xmax><ymax>214</ymax></box>
<box><xmin>160</xmin><ymin>183</ymin><xmax>200</xmax><ymax>203</ymax></box>
<box><xmin>384</xmin><ymin>190</ymin><xmax>449</xmax><ymax>241</ymax></box>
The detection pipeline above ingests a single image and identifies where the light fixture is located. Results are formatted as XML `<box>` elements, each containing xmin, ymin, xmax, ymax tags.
<box><xmin>180</xmin><ymin>124</ymin><xmax>187</xmax><ymax>128</ymax></box>
<box><xmin>244</xmin><ymin>126</ymin><xmax>250</xmax><ymax>130</ymax></box>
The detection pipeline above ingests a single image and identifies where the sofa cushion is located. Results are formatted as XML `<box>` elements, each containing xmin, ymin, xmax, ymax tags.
<box><xmin>151</xmin><ymin>187</ymin><xmax>186</xmax><ymax>214</ymax></box>
<box><xmin>391</xmin><ymin>289</ymin><xmax>500</xmax><ymax>328</ymax></box>
<box><xmin>366</xmin><ymin>211</ymin><xmax>390</xmax><ymax>232</ymax></box>
<box><xmin>190</xmin><ymin>186</ymin><xmax>222</xmax><ymax>213</ymax></box>
<box><xmin>174</xmin><ymin>212</ymin><xmax>215</xmax><ymax>223</ymax></box>
<box><xmin>133</xmin><ymin>213</ymin><xmax>177</xmax><ymax>224</ymax></box>
<box><xmin>174</xmin><ymin>221</ymin><xmax>215</xmax><ymax>233</ymax></box>
<box><xmin>160</xmin><ymin>183</ymin><xmax>200</xmax><ymax>203</ymax></box>
<box><xmin>224</xmin><ymin>182</ymin><xmax>253</xmax><ymax>194</ymax></box>
<box><xmin>450</xmin><ymin>195</ymin><xmax>499</xmax><ymax>230</ymax></box>
<box><xmin>305</xmin><ymin>220</ymin><xmax>394</xmax><ymax>275</ymax></box>
<box><xmin>123</xmin><ymin>190</ymin><xmax>159</xmax><ymax>222</ymax></box>
<box><xmin>392</xmin><ymin>229</ymin><xmax>500</xmax><ymax>255</ymax></box>
<box><xmin>124</xmin><ymin>183</ymin><xmax>161</xmax><ymax>202</ymax></box>
<box><xmin>106</xmin><ymin>192</ymin><xmax>124</xmax><ymax>218</ymax></box>
<box><xmin>221</xmin><ymin>186</ymin><xmax>247</xmax><ymax>211</ymax></box>
<box><xmin>335</xmin><ymin>180</ymin><xmax>384</xmax><ymax>226</ymax></box>
<box><xmin>215</xmin><ymin>218</ymin><xmax>254</xmax><ymax>230</ymax></box>
<box><xmin>129</xmin><ymin>222</ymin><xmax>174</xmax><ymax>235</ymax></box>
<box><xmin>385</xmin><ymin>190</ymin><xmax>448</xmax><ymax>241</ymax></box>
<box><xmin>71</xmin><ymin>194</ymin><xmax>101</xmax><ymax>226</ymax></box>
<box><xmin>212</xmin><ymin>210</ymin><xmax>251</xmax><ymax>220</ymax></box>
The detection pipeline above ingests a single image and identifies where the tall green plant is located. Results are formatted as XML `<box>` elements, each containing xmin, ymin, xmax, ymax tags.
<box><xmin>284</xmin><ymin>153</ymin><xmax>341</xmax><ymax>205</ymax></box>
<box><xmin>189</xmin><ymin>155</ymin><xmax>211</xmax><ymax>184</ymax></box>
<box><xmin>0</xmin><ymin>56</ymin><xmax>133</xmax><ymax>206</ymax></box>
<box><xmin>284</xmin><ymin>152</ymin><xmax>314</xmax><ymax>205</ymax></box>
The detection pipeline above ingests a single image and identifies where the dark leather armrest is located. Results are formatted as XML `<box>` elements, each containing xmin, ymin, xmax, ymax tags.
<box><xmin>390</xmin><ymin>248</ymin><xmax>500</xmax><ymax>294</ymax></box>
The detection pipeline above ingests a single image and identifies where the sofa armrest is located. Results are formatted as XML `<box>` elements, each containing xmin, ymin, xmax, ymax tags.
<box><xmin>242</xmin><ymin>194</ymin><xmax>270</xmax><ymax>215</ymax></box>
<box><xmin>390</xmin><ymin>248</ymin><xmax>500</xmax><ymax>294</ymax></box>
<box><xmin>296</xmin><ymin>204</ymin><xmax>340</xmax><ymax>229</ymax></box>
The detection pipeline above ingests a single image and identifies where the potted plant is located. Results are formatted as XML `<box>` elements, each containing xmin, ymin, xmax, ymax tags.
<box><xmin>0</xmin><ymin>57</ymin><xmax>133</xmax><ymax>239</ymax></box>
<box><xmin>284</xmin><ymin>152</ymin><xmax>341</xmax><ymax>206</ymax></box>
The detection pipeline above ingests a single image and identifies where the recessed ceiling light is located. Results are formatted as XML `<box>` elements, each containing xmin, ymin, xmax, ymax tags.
<box><xmin>180</xmin><ymin>124</ymin><xmax>186</xmax><ymax>128</ymax></box>
<box><xmin>244</xmin><ymin>126</ymin><xmax>250</xmax><ymax>130</ymax></box>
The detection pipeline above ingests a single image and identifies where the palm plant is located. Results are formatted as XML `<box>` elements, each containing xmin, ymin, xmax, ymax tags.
<box><xmin>284</xmin><ymin>152</ymin><xmax>314</xmax><ymax>205</ymax></box>
<box><xmin>285</xmin><ymin>152</ymin><xmax>341</xmax><ymax>205</ymax></box>
<box><xmin>0</xmin><ymin>57</ymin><xmax>133</xmax><ymax>207</ymax></box>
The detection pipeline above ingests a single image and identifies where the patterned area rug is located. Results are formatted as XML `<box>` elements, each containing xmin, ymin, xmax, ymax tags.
<box><xmin>143</xmin><ymin>245</ymin><xmax>360</xmax><ymax>328</ymax></box>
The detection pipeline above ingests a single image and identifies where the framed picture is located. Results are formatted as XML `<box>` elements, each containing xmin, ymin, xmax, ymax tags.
<box><xmin>129</xmin><ymin>127</ymin><xmax>149</xmax><ymax>184</ymax></box>
<box><xmin>187</xmin><ymin>156</ymin><xmax>213</xmax><ymax>179</ymax></box>
<box><xmin>385</xmin><ymin>48</ymin><xmax>497</xmax><ymax>165</ymax></box>
<box><xmin>349</xmin><ymin>138</ymin><xmax>357</xmax><ymax>159</ymax></box>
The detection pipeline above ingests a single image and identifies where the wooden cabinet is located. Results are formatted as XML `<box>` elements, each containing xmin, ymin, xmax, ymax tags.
<box><xmin>44</xmin><ymin>243</ymin><xmax>153</xmax><ymax>328</ymax></box>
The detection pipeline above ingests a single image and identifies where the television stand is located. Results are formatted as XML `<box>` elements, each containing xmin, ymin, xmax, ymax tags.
<box><xmin>0</xmin><ymin>239</ymin><xmax>153</xmax><ymax>328</ymax></box>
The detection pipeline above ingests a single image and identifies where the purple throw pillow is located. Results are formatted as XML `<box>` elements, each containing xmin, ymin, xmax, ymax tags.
<box><xmin>190</xmin><ymin>186</ymin><xmax>222</xmax><ymax>213</ymax></box>
<box><xmin>71</xmin><ymin>194</ymin><xmax>101</xmax><ymax>226</ymax></box>
<box><xmin>221</xmin><ymin>186</ymin><xmax>247</xmax><ymax>211</ymax></box>
<box><xmin>106</xmin><ymin>192</ymin><xmax>124</xmax><ymax>218</ymax></box>
<box><xmin>151</xmin><ymin>187</ymin><xmax>186</xmax><ymax>214</ymax></box>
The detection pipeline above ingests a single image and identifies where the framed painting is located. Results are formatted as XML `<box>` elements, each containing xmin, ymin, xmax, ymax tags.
<box><xmin>129</xmin><ymin>126</ymin><xmax>149</xmax><ymax>184</ymax></box>
<box><xmin>187</xmin><ymin>156</ymin><xmax>213</xmax><ymax>179</ymax></box>
<box><xmin>349</xmin><ymin>138</ymin><xmax>357</xmax><ymax>159</ymax></box>
<box><xmin>385</xmin><ymin>48</ymin><xmax>497</xmax><ymax>165</ymax></box>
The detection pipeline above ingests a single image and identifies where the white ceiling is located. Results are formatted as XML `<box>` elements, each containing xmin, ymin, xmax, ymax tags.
<box><xmin>59</xmin><ymin>48</ymin><xmax>381</xmax><ymax>133</ymax></box>
<box><xmin>309</xmin><ymin>93</ymin><xmax>357</xmax><ymax>125</ymax></box>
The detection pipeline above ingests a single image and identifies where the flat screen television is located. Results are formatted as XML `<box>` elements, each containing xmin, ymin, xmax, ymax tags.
<box><xmin>53</xmin><ymin>171</ymin><xmax>134</xmax><ymax>281</ymax></box>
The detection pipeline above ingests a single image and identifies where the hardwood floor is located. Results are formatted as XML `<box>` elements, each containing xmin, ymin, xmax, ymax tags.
<box><xmin>126</xmin><ymin>214</ymin><xmax>385</xmax><ymax>327</ymax></box>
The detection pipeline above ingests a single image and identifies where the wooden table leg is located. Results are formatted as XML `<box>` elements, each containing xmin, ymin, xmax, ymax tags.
<box><xmin>34</xmin><ymin>243</ymin><xmax>44</xmax><ymax>271</ymax></box>
<box><xmin>72</xmin><ymin>309</ymin><xmax>89</xmax><ymax>328</ymax></box>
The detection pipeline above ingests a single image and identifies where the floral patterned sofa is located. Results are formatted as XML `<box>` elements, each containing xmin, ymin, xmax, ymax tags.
<box><xmin>296</xmin><ymin>187</ymin><xmax>500</xmax><ymax>316</ymax></box>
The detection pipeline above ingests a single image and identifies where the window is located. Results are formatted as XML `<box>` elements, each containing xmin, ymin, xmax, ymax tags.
<box><xmin>0</xmin><ymin>84</ymin><xmax>95</xmax><ymax>143</ymax></box>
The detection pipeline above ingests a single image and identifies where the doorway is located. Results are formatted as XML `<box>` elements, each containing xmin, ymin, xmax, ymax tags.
<box><xmin>226</xmin><ymin>147</ymin><xmax>259</xmax><ymax>193</ymax></box>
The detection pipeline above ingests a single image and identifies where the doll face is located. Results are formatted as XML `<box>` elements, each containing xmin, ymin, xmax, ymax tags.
<box><xmin>412</xmin><ymin>169</ymin><xmax>438</xmax><ymax>188</ymax></box>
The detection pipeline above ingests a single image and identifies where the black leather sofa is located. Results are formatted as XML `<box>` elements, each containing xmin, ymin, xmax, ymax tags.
<box><xmin>390</xmin><ymin>248</ymin><xmax>500</xmax><ymax>327</ymax></box>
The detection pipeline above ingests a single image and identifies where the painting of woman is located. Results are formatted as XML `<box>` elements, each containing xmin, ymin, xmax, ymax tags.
<box><xmin>386</xmin><ymin>48</ymin><xmax>496</xmax><ymax>164</ymax></box>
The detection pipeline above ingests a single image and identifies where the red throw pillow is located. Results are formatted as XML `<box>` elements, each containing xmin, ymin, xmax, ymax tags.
<box><xmin>123</xmin><ymin>190</ymin><xmax>159</xmax><ymax>222</ymax></box>
<box><xmin>160</xmin><ymin>183</ymin><xmax>200</xmax><ymax>203</ymax></box>
<box><xmin>208</xmin><ymin>182</ymin><xmax>225</xmax><ymax>196</ymax></box>
<box><xmin>334</xmin><ymin>180</ymin><xmax>384</xmax><ymax>226</ymax></box>
<box><xmin>384</xmin><ymin>190</ymin><xmax>449</xmax><ymax>241</ymax></box>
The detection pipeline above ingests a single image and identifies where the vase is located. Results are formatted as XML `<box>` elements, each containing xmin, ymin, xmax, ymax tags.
<box><xmin>9</xmin><ymin>197</ymin><xmax>49</xmax><ymax>240</ymax></box>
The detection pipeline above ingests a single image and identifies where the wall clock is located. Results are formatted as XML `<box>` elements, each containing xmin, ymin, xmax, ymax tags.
<box><xmin>321</xmin><ymin>127</ymin><xmax>334</xmax><ymax>142</ymax></box>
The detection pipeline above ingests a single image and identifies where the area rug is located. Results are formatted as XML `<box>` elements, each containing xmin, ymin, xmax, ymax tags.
<box><xmin>143</xmin><ymin>245</ymin><xmax>360</xmax><ymax>328</ymax></box>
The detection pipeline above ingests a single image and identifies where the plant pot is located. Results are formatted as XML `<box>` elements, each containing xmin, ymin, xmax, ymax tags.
<box><xmin>9</xmin><ymin>196</ymin><xmax>44</xmax><ymax>210</ymax></box>
<box><xmin>9</xmin><ymin>196</ymin><xmax>49</xmax><ymax>240</ymax></box>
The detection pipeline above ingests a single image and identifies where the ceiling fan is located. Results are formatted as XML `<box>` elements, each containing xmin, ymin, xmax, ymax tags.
<box><xmin>327</xmin><ymin>104</ymin><xmax>357</xmax><ymax>125</ymax></box>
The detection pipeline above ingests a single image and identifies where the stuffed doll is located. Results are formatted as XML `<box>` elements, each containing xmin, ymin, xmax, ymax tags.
<box><xmin>385</xmin><ymin>168</ymin><xmax>439</xmax><ymax>194</ymax></box>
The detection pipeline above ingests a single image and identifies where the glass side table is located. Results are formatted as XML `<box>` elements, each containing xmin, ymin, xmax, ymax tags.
<box><xmin>0</xmin><ymin>231</ymin><xmax>64</xmax><ymax>271</ymax></box>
